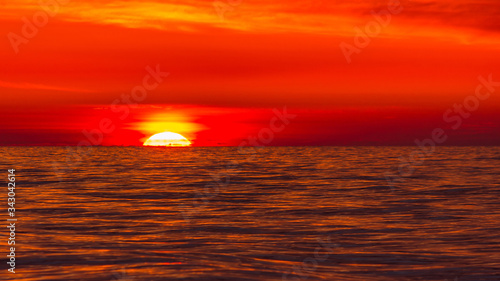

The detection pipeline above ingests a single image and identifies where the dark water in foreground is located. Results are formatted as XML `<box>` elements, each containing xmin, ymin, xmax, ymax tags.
<box><xmin>1</xmin><ymin>147</ymin><xmax>500</xmax><ymax>281</ymax></box>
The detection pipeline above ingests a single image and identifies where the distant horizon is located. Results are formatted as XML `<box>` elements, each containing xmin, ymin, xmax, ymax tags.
<box><xmin>3</xmin><ymin>145</ymin><xmax>500</xmax><ymax>147</ymax></box>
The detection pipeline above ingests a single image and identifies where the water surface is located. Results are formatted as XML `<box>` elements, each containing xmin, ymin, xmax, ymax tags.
<box><xmin>1</xmin><ymin>147</ymin><xmax>500</xmax><ymax>280</ymax></box>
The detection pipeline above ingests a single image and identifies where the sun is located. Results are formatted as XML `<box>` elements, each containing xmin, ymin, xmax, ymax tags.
<box><xmin>143</xmin><ymin>132</ymin><xmax>192</xmax><ymax>147</ymax></box>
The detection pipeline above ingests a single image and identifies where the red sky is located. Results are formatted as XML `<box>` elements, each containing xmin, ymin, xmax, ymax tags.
<box><xmin>1</xmin><ymin>0</ymin><xmax>499</xmax><ymax>146</ymax></box>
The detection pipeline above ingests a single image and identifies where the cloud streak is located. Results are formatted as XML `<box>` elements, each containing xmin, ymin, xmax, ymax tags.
<box><xmin>2</xmin><ymin>0</ymin><xmax>500</xmax><ymax>40</ymax></box>
<box><xmin>0</xmin><ymin>80</ymin><xmax>94</xmax><ymax>93</ymax></box>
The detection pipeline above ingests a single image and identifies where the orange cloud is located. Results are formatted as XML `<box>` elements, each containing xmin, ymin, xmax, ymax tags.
<box><xmin>0</xmin><ymin>80</ymin><xmax>93</xmax><ymax>92</ymax></box>
<box><xmin>2</xmin><ymin>0</ymin><xmax>500</xmax><ymax>40</ymax></box>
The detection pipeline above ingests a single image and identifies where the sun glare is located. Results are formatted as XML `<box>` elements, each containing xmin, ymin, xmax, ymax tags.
<box><xmin>143</xmin><ymin>132</ymin><xmax>192</xmax><ymax>147</ymax></box>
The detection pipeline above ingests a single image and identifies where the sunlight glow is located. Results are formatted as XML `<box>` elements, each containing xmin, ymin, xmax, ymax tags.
<box><xmin>143</xmin><ymin>132</ymin><xmax>192</xmax><ymax>147</ymax></box>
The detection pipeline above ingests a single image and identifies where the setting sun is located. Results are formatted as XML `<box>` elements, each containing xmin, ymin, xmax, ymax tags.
<box><xmin>143</xmin><ymin>132</ymin><xmax>192</xmax><ymax>147</ymax></box>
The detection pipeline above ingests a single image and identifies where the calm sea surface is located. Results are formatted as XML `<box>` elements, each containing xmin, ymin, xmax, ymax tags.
<box><xmin>1</xmin><ymin>147</ymin><xmax>500</xmax><ymax>281</ymax></box>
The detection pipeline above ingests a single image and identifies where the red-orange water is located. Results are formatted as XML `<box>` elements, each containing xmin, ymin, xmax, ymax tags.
<box><xmin>1</xmin><ymin>147</ymin><xmax>499</xmax><ymax>280</ymax></box>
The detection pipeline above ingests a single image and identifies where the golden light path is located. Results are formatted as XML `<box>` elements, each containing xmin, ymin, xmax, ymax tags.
<box><xmin>143</xmin><ymin>132</ymin><xmax>192</xmax><ymax>147</ymax></box>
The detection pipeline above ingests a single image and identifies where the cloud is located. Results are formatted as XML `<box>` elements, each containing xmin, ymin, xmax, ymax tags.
<box><xmin>3</xmin><ymin>0</ymin><xmax>499</xmax><ymax>39</ymax></box>
<box><xmin>368</xmin><ymin>0</ymin><xmax>500</xmax><ymax>34</ymax></box>
<box><xmin>0</xmin><ymin>80</ymin><xmax>94</xmax><ymax>93</ymax></box>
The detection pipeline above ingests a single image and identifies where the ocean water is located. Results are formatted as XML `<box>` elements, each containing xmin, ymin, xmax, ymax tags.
<box><xmin>1</xmin><ymin>146</ymin><xmax>500</xmax><ymax>281</ymax></box>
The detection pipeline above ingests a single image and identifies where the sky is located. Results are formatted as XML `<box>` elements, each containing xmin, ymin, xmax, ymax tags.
<box><xmin>0</xmin><ymin>0</ymin><xmax>499</xmax><ymax>146</ymax></box>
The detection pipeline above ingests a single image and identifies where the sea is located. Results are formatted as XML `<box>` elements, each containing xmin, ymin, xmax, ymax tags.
<box><xmin>1</xmin><ymin>146</ymin><xmax>499</xmax><ymax>281</ymax></box>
